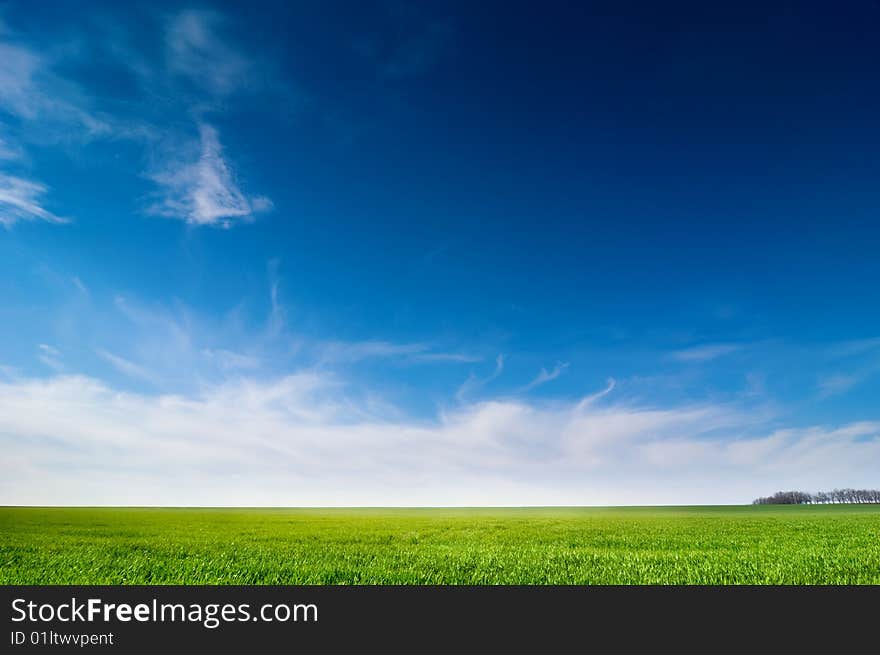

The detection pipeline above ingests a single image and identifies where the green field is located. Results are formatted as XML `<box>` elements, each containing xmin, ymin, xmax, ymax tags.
<box><xmin>2</xmin><ymin>505</ymin><xmax>879</xmax><ymax>584</ymax></box>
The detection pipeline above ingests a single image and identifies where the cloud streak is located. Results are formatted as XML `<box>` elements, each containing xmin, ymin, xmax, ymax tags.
<box><xmin>314</xmin><ymin>340</ymin><xmax>478</xmax><ymax>366</ymax></box>
<box><xmin>456</xmin><ymin>354</ymin><xmax>504</xmax><ymax>401</ymax></box>
<box><xmin>0</xmin><ymin>173</ymin><xmax>67</xmax><ymax>226</ymax></box>
<box><xmin>165</xmin><ymin>10</ymin><xmax>257</xmax><ymax>97</ymax></box>
<box><xmin>317</xmin><ymin>340</ymin><xmax>429</xmax><ymax>363</ymax></box>
<box><xmin>670</xmin><ymin>343</ymin><xmax>741</xmax><ymax>363</ymax></box>
<box><xmin>0</xmin><ymin>135</ymin><xmax>21</xmax><ymax>160</ymax></box>
<box><xmin>816</xmin><ymin>373</ymin><xmax>860</xmax><ymax>398</ymax></box>
<box><xmin>36</xmin><ymin>344</ymin><xmax>63</xmax><ymax>372</ymax></box>
<box><xmin>95</xmin><ymin>349</ymin><xmax>159</xmax><ymax>384</ymax></box>
<box><xmin>202</xmin><ymin>348</ymin><xmax>260</xmax><ymax>371</ymax></box>
<box><xmin>412</xmin><ymin>352</ymin><xmax>482</xmax><ymax>364</ymax></box>
<box><xmin>575</xmin><ymin>378</ymin><xmax>617</xmax><ymax>410</ymax></box>
<box><xmin>522</xmin><ymin>362</ymin><xmax>569</xmax><ymax>391</ymax></box>
<box><xmin>0</xmin><ymin>39</ymin><xmax>123</xmax><ymax>142</ymax></box>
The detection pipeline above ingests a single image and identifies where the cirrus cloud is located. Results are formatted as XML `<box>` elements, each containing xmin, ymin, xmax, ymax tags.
<box><xmin>0</xmin><ymin>173</ymin><xmax>68</xmax><ymax>226</ymax></box>
<box><xmin>148</xmin><ymin>123</ymin><xmax>272</xmax><ymax>227</ymax></box>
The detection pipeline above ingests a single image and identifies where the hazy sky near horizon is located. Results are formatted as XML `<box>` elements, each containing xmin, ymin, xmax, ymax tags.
<box><xmin>1</xmin><ymin>1</ymin><xmax>879</xmax><ymax>505</ymax></box>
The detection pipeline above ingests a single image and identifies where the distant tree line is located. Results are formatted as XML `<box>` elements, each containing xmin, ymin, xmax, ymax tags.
<box><xmin>752</xmin><ymin>489</ymin><xmax>880</xmax><ymax>505</ymax></box>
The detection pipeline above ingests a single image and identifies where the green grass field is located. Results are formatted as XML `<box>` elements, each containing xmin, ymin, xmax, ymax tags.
<box><xmin>2</xmin><ymin>505</ymin><xmax>879</xmax><ymax>584</ymax></box>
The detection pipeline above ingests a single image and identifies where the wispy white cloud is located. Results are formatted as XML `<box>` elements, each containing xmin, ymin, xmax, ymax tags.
<box><xmin>1</xmin><ymin>371</ymin><xmax>877</xmax><ymax>505</ymax></box>
<box><xmin>575</xmin><ymin>378</ymin><xmax>617</xmax><ymax>410</ymax></box>
<box><xmin>165</xmin><ymin>10</ymin><xmax>256</xmax><ymax>97</ymax></box>
<box><xmin>670</xmin><ymin>343</ymin><xmax>741</xmax><ymax>363</ymax></box>
<box><xmin>97</xmin><ymin>279</ymin><xmax>475</xmax><ymax>390</ymax></box>
<box><xmin>0</xmin><ymin>41</ymin><xmax>54</xmax><ymax>120</ymax></box>
<box><xmin>523</xmin><ymin>361</ymin><xmax>569</xmax><ymax>391</ymax></box>
<box><xmin>95</xmin><ymin>348</ymin><xmax>158</xmax><ymax>384</ymax></box>
<box><xmin>36</xmin><ymin>344</ymin><xmax>63</xmax><ymax>371</ymax></box>
<box><xmin>0</xmin><ymin>41</ymin><xmax>112</xmax><ymax>138</ymax></box>
<box><xmin>102</xmin><ymin>291</ymin><xmax>293</xmax><ymax>389</ymax></box>
<box><xmin>202</xmin><ymin>348</ymin><xmax>260</xmax><ymax>371</ymax></box>
<box><xmin>817</xmin><ymin>373</ymin><xmax>860</xmax><ymax>399</ymax></box>
<box><xmin>0</xmin><ymin>134</ymin><xmax>22</xmax><ymax>160</ymax></box>
<box><xmin>0</xmin><ymin>28</ymin><xmax>151</xmax><ymax>230</ymax></box>
<box><xmin>314</xmin><ymin>338</ymin><xmax>480</xmax><ymax>366</ymax></box>
<box><xmin>265</xmin><ymin>258</ymin><xmax>286</xmax><ymax>338</ymax></box>
<box><xmin>456</xmin><ymin>354</ymin><xmax>504</xmax><ymax>401</ymax></box>
<box><xmin>816</xmin><ymin>337</ymin><xmax>880</xmax><ymax>397</ymax></box>
<box><xmin>317</xmin><ymin>340</ymin><xmax>429</xmax><ymax>363</ymax></box>
<box><xmin>412</xmin><ymin>352</ymin><xmax>482</xmax><ymax>364</ymax></box>
<box><xmin>108</xmin><ymin>294</ymin><xmax>202</xmax><ymax>384</ymax></box>
<box><xmin>0</xmin><ymin>173</ymin><xmax>67</xmax><ymax>226</ymax></box>
<box><xmin>744</xmin><ymin>372</ymin><xmax>765</xmax><ymax>397</ymax></box>
<box><xmin>114</xmin><ymin>295</ymin><xmax>191</xmax><ymax>348</ymax></box>
<box><xmin>71</xmin><ymin>276</ymin><xmax>89</xmax><ymax>295</ymax></box>
<box><xmin>829</xmin><ymin>337</ymin><xmax>880</xmax><ymax>358</ymax></box>
<box><xmin>148</xmin><ymin>123</ymin><xmax>271</xmax><ymax>227</ymax></box>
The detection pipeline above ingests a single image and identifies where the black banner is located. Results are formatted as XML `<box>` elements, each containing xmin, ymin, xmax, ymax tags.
<box><xmin>2</xmin><ymin>585</ymin><xmax>877</xmax><ymax>652</ymax></box>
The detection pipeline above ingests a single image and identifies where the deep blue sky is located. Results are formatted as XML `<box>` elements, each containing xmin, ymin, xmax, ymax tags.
<box><xmin>1</xmin><ymin>1</ymin><xmax>878</xmax><ymax>504</ymax></box>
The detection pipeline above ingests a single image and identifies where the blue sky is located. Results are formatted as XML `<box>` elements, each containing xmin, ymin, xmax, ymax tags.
<box><xmin>1</xmin><ymin>1</ymin><xmax>879</xmax><ymax>505</ymax></box>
